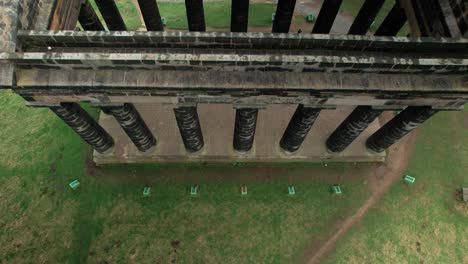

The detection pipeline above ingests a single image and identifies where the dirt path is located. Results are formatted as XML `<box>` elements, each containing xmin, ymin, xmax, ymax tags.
<box><xmin>305</xmin><ymin>113</ymin><xmax>419</xmax><ymax>264</ymax></box>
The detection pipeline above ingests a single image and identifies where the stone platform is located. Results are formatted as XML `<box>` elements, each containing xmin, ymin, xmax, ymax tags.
<box><xmin>94</xmin><ymin>104</ymin><xmax>386</xmax><ymax>164</ymax></box>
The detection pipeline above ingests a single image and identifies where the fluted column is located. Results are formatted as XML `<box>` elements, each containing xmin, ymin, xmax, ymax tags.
<box><xmin>78</xmin><ymin>0</ymin><xmax>105</xmax><ymax>31</ymax></box>
<box><xmin>374</xmin><ymin>1</ymin><xmax>407</xmax><ymax>36</ymax></box>
<box><xmin>366</xmin><ymin>106</ymin><xmax>438</xmax><ymax>153</ymax></box>
<box><xmin>272</xmin><ymin>0</ymin><xmax>297</xmax><ymax>33</ymax></box>
<box><xmin>231</xmin><ymin>0</ymin><xmax>250</xmax><ymax>32</ymax></box>
<box><xmin>280</xmin><ymin>105</ymin><xmax>321</xmax><ymax>153</ymax></box>
<box><xmin>326</xmin><ymin>106</ymin><xmax>382</xmax><ymax>152</ymax></box>
<box><xmin>101</xmin><ymin>104</ymin><xmax>156</xmax><ymax>153</ymax></box>
<box><xmin>185</xmin><ymin>0</ymin><xmax>206</xmax><ymax>31</ymax></box>
<box><xmin>174</xmin><ymin>106</ymin><xmax>204</xmax><ymax>152</ymax></box>
<box><xmin>50</xmin><ymin>103</ymin><xmax>114</xmax><ymax>154</ymax></box>
<box><xmin>348</xmin><ymin>0</ymin><xmax>386</xmax><ymax>35</ymax></box>
<box><xmin>312</xmin><ymin>0</ymin><xmax>343</xmax><ymax>33</ymax></box>
<box><xmin>233</xmin><ymin>108</ymin><xmax>259</xmax><ymax>152</ymax></box>
<box><xmin>95</xmin><ymin>0</ymin><xmax>127</xmax><ymax>31</ymax></box>
<box><xmin>137</xmin><ymin>0</ymin><xmax>164</xmax><ymax>31</ymax></box>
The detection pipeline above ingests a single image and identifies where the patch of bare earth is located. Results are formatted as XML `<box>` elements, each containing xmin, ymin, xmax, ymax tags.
<box><xmin>304</xmin><ymin>112</ymin><xmax>419</xmax><ymax>264</ymax></box>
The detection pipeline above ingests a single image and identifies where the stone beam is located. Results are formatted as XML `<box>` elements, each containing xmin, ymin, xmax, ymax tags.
<box><xmin>17</xmin><ymin>31</ymin><xmax>468</xmax><ymax>54</ymax></box>
<box><xmin>13</xmin><ymin>68</ymin><xmax>468</xmax><ymax>96</ymax></box>
<box><xmin>5</xmin><ymin>51</ymin><xmax>466</xmax><ymax>75</ymax></box>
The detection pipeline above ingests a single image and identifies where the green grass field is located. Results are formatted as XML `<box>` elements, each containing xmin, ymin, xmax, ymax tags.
<box><xmin>0</xmin><ymin>90</ymin><xmax>373</xmax><ymax>262</ymax></box>
<box><xmin>0</xmin><ymin>91</ymin><xmax>466</xmax><ymax>262</ymax></box>
<box><xmin>325</xmin><ymin>110</ymin><xmax>468</xmax><ymax>263</ymax></box>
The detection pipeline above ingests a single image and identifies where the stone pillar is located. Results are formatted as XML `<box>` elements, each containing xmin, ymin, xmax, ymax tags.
<box><xmin>78</xmin><ymin>0</ymin><xmax>105</xmax><ymax>31</ymax></box>
<box><xmin>185</xmin><ymin>0</ymin><xmax>206</xmax><ymax>32</ymax></box>
<box><xmin>174</xmin><ymin>106</ymin><xmax>204</xmax><ymax>152</ymax></box>
<box><xmin>280</xmin><ymin>105</ymin><xmax>321</xmax><ymax>153</ymax></box>
<box><xmin>374</xmin><ymin>1</ymin><xmax>407</xmax><ymax>36</ymax></box>
<box><xmin>312</xmin><ymin>0</ymin><xmax>343</xmax><ymax>33</ymax></box>
<box><xmin>137</xmin><ymin>0</ymin><xmax>164</xmax><ymax>31</ymax></box>
<box><xmin>233</xmin><ymin>108</ymin><xmax>259</xmax><ymax>153</ymax></box>
<box><xmin>272</xmin><ymin>0</ymin><xmax>297</xmax><ymax>33</ymax></box>
<box><xmin>366</xmin><ymin>106</ymin><xmax>438</xmax><ymax>153</ymax></box>
<box><xmin>231</xmin><ymin>0</ymin><xmax>249</xmax><ymax>32</ymax></box>
<box><xmin>348</xmin><ymin>0</ymin><xmax>386</xmax><ymax>35</ymax></box>
<box><xmin>326</xmin><ymin>106</ymin><xmax>382</xmax><ymax>153</ymax></box>
<box><xmin>94</xmin><ymin>0</ymin><xmax>127</xmax><ymax>31</ymax></box>
<box><xmin>50</xmin><ymin>103</ymin><xmax>114</xmax><ymax>154</ymax></box>
<box><xmin>101</xmin><ymin>104</ymin><xmax>157</xmax><ymax>153</ymax></box>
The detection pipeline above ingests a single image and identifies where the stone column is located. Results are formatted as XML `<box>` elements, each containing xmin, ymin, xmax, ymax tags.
<box><xmin>326</xmin><ymin>106</ymin><xmax>382</xmax><ymax>153</ymax></box>
<box><xmin>95</xmin><ymin>0</ymin><xmax>127</xmax><ymax>31</ymax></box>
<box><xmin>185</xmin><ymin>0</ymin><xmax>206</xmax><ymax>32</ymax></box>
<box><xmin>272</xmin><ymin>0</ymin><xmax>297</xmax><ymax>33</ymax></box>
<box><xmin>312</xmin><ymin>0</ymin><xmax>343</xmax><ymax>33</ymax></box>
<box><xmin>348</xmin><ymin>0</ymin><xmax>386</xmax><ymax>35</ymax></box>
<box><xmin>50</xmin><ymin>103</ymin><xmax>114</xmax><ymax>154</ymax></box>
<box><xmin>101</xmin><ymin>104</ymin><xmax>157</xmax><ymax>153</ymax></box>
<box><xmin>174</xmin><ymin>106</ymin><xmax>204</xmax><ymax>152</ymax></box>
<box><xmin>137</xmin><ymin>0</ymin><xmax>164</xmax><ymax>31</ymax></box>
<box><xmin>231</xmin><ymin>0</ymin><xmax>250</xmax><ymax>32</ymax></box>
<box><xmin>366</xmin><ymin>106</ymin><xmax>438</xmax><ymax>153</ymax></box>
<box><xmin>78</xmin><ymin>0</ymin><xmax>105</xmax><ymax>31</ymax></box>
<box><xmin>280</xmin><ymin>105</ymin><xmax>321</xmax><ymax>153</ymax></box>
<box><xmin>78</xmin><ymin>0</ymin><xmax>104</xmax><ymax>31</ymax></box>
<box><xmin>233</xmin><ymin>108</ymin><xmax>259</xmax><ymax>153</ymax></box>
<box><xmin>374</xmin><ymin>1</ymin><xmax>407</xmax><ymax>36</ymax></box>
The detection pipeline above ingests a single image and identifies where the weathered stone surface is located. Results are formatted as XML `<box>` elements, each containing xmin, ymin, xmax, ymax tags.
<box><xmin>95</xmin><ymin>104</ymin><xmax>386</xmax><ymax>164</ymax></box>
<box><xmin>6</xmin><ymin>51</ymin><xmax>467</xmax><ymax>75</ymax></box>
<box><xmin>101</xmin><ymin>103</ymin><xmax>156</xmax><ymax>153</ymax></box>
<box><xmin>280</xmin><ymin>105</ymin><xmax>321</xmax><ymax>153</ymax></box>
<box><xmin>233</xmin><ymin>108</ymin><xmax>258</xmax><ymax>152</ymax></box>
<box><xmin>17</xmin><ymin>30</ymin><xmax>468</xmax><ymax>53</ymax></box>
<box><xmin>366</xmin><ymin>106</ymin><xmax>438</xmax><ymax>153</ymax></box>
<box><xmin>50</xmin><ymin>103</ymin><xmax>114</xmax><ymax>153</ymax></box>
<box><xmin>326</xmin><ymin>106</ymin><xmax>382</xmax><ymax>152</ymax></box>
<box><xmin>174</xmin><ymin>106</ymin><xmax>204</xmax><ymax>152</ymax></box>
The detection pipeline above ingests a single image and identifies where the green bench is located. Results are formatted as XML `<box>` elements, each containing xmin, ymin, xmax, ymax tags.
<box><xmin>403</xmin><ymin>175</ymin><xmax>416</xmax><ymax>184</ymax></box>
<box><xmin>271</xmin><ymin>13</ymin><xmax>275</xmax><ymax>22</ymax></box>
<box><xmin>190</xmin><ymin>185</ymin><xmax>199</xmax><ymax>196</ymax></box>
<box><xmin>69</xmin><ymin>180</ymin><xmax>80</xmax><ymax>190</ymax></box>
<box><xmin>306</xmin><ymin>13</ymin><xmax>315</xmax><ymax>22</ymax></box>
<box><xmin>143</xmin><ymin>187</ymin><xmax>151</xmax><ymax>196</ymax></box>
<box><xmin>161</xmin><ymin>17</ymin><xmax>166</xmax><ymax>26</ymax></box>
<box><xmin>332</xmin><ymin>185</ymin><xmax>342</xmax><ymax>194</ymax></box>
<box><xmin>288</xmin><ymin>186</ymin><xmax>296</xmax><ymax>195</ymax></box>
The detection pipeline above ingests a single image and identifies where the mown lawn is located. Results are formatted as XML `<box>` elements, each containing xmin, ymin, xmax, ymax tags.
<box><xmin>325</xmin><ymin>110</ymin><xmax>468</xmax><ymax>263</ymax></box>
<box><xmin>0</xmin><ymin>89</ymin><xmax>371</xmax><ymax>263</ymax></box>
